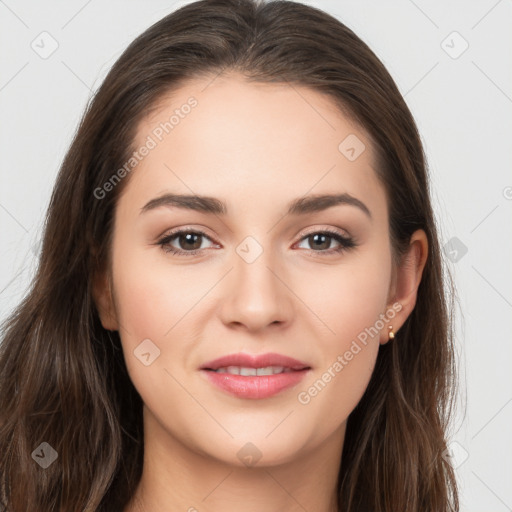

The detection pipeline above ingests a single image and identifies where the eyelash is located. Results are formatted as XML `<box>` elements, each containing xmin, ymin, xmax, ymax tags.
<box><xmin>157</xmin><ymin>227</ymin><xmax>357</xmax><ymax>257</ymax></box>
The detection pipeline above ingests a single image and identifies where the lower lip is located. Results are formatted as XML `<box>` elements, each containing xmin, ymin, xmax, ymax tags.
<box><xmin>201</xmin><ymin>369</ymin><xmax>310</xmax><ymax>399</ymax></box>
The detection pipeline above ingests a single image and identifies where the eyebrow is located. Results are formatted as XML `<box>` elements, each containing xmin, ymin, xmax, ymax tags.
<box><xmin>140</xmin><ymin>192</ymin><xmax>372</xmax><ymax>219</ymax></box>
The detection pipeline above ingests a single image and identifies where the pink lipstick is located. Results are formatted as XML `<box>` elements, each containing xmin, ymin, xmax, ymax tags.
<box><xmin>199</xmin><ymin>352</ymin><xmax>311</xmax><ymax>399</ymax></box>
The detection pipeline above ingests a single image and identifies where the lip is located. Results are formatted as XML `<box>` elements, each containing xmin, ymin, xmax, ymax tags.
<box><xmin>200</xmin><ymin>352</ymin><xmax>310</xmax><ymax>371</ymax></box>
<box><xmin>199</xmin><ymin>352</ymin><xmax>311</xmax><ymax>400</ymax></box>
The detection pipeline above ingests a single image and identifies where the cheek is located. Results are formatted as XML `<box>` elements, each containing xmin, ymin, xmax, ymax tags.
<box><xmin>111</xmin><ymin>242</ymin><xmax>204</xmax><ymax>340</ymax></box>
<box><xmin>110</xmin><ymin>242</ymin><xmax>214</xmax><ymax>386</ymax></box>
<box><xmin>297</xmin><ymin>340</ymin><xmax>379</xmax><ymax>438</ymax></box>
<box><xmin>293</xmin><ymin>253</ymin><xmax>390</xmax><ymax>423</ymax></box>
<box><xmin>109</xmin><ymin>250</ymin><xmax>195</xmax><ymax>412</ymax></box>
<box><xmin>303</xmin><ymin>253</ymin><xmax>391</xmax><ymax>344</ymax></box>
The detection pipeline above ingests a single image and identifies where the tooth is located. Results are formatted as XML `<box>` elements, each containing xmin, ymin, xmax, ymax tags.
<box><xmin>214</xmin><ymin>366</ymin><xmax>292</xmax><ymax>375</ymax></box>
<box><xmin>256</xmin><ymin>366</ymin><xmax>274</xmax><ymax>376</ymax></box>
<box><xmin>254</xmin><ymin>366</ymin><xmax>285</xmax><ymax>375</ymax></box>
<box><xmin>239</xmin><ymin>367</ymin><xmax>257</xmax><ymax>376</ymax></box>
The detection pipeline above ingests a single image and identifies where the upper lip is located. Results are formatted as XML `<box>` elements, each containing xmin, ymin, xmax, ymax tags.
<box><xmin>200</xmin><ymin>352</ymin><xmax>311</xmax><ymax>371</ymax></box>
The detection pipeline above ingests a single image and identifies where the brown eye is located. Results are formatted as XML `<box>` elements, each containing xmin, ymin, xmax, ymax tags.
<box><xmin>307</xmin><ymin>233</ymin><xmax>332</xmax><ymax>250</ymax></box>
<box><xmin>175</xmin><ymin>232</ymin><xmax>203</xmax><ymax>251</ymax></box>
<box><xmin>158</xmin><ymin>229</ymin><xmax>215</xmax><ymax>255</ymax></box>
<box><xmin>296</xmin><ymin>230</ymin><xmax>356</xmax><ymax>255</ymax></box>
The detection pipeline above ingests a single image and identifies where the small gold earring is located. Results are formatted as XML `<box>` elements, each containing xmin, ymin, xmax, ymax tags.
<box><xmin>388</xmin><ymin>325</ymin><xmax>395</xmax><ymax>340</ymax></box>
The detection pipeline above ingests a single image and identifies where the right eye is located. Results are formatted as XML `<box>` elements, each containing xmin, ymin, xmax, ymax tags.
<box><xmin>157</xmin><ymin>229</ymin><xmax>217</xmax><ymax>256</ymax></box>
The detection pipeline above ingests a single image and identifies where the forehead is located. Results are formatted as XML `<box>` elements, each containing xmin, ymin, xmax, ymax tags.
<box><xmin>121</xmin><ymin>73</ymin><xmax>387</xmax><ymax>223</ymax></box>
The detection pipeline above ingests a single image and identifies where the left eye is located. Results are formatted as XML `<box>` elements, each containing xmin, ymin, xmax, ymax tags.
<box><xmin>295</xmin><ymin>231</ymin><xmax>355</xmax><ymax>253</ymax></box>
<box><xmin>157</xmin><ymin>229</ymin><xmax>356</xmax><ymax>256</ymax></box>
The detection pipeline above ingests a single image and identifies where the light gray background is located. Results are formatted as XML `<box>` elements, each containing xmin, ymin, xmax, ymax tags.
<box><xmin>1</xmin><ymin>0</ymin><xmax>511</xmax><ymax>510</ymax></box>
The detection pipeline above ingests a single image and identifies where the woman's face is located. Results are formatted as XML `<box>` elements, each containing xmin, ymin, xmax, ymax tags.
<box><xmin>98</xmin><ymin>72</ymin><xmax>399</xmax><ymax>467</ymax></box>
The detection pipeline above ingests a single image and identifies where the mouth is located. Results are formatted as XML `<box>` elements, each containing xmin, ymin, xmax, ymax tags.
<box><xmin>200</xmin><ymin>351</ymin><xmax>310</xmax><ymax>371</ymax></box>
<box><xmin>199</xmin><ymin>352</ymin><xmax>311</xmax><ymax>399</ymax></box>
<box><xmin>206</xmin><ymin>365</ymin><xmax>301</xmax><ymax>375</ymax></box>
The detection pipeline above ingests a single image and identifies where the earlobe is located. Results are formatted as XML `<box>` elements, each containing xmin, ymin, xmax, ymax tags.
<box><xmin>92</xmin><ymin>271</ymin><xmax>119</xmax><ymax>331</ymax></box>
<box><xmin>380</xmin><ymin>229</ymin><xmax>428</xmax><ymax>344</ymax></box>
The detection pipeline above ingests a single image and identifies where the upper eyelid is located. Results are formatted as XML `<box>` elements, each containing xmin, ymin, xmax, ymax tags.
<box><xmin>162</xmin><ymin>227</ymin><xmax>217</xmax><ymax>245</ymax></box>
<box><xmin>296</xmin><ymin>225</ymin><xmax>352</xmax><ymax>240</ymax></box>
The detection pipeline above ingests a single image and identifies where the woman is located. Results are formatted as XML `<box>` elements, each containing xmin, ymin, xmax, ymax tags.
<box><xmin>0</xmin><ymin>0</ymin><xmax>459</xmax><ymax>510</ymax></box>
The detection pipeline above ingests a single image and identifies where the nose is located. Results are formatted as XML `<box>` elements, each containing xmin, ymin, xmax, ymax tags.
<box><xmin>218</xmin><ymin>245</ymin><xmax>294</xmax><ymax>333</ymax></box>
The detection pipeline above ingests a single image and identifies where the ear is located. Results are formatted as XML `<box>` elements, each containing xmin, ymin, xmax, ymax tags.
<box><xmin>92</xmin><ymin>270</ymin><xmax>119</xmax><ymax>331</ymax></box>
<box><xmin>380</xmin><ymin>229</ymin><xmax>428</xmax><ymax>345</ymax></box>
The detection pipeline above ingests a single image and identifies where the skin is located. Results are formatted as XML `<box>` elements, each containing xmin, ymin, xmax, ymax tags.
<box><xmin>94</xmin><ymin>72</ymin><xmax>428</xmax><ymax>512</ymax></box>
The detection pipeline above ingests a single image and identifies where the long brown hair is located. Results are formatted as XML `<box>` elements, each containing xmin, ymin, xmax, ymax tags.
<box><xmin>0</xmin><ymin>0</ymin><xmax>459</xmax><ymax>510</ymax></box>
